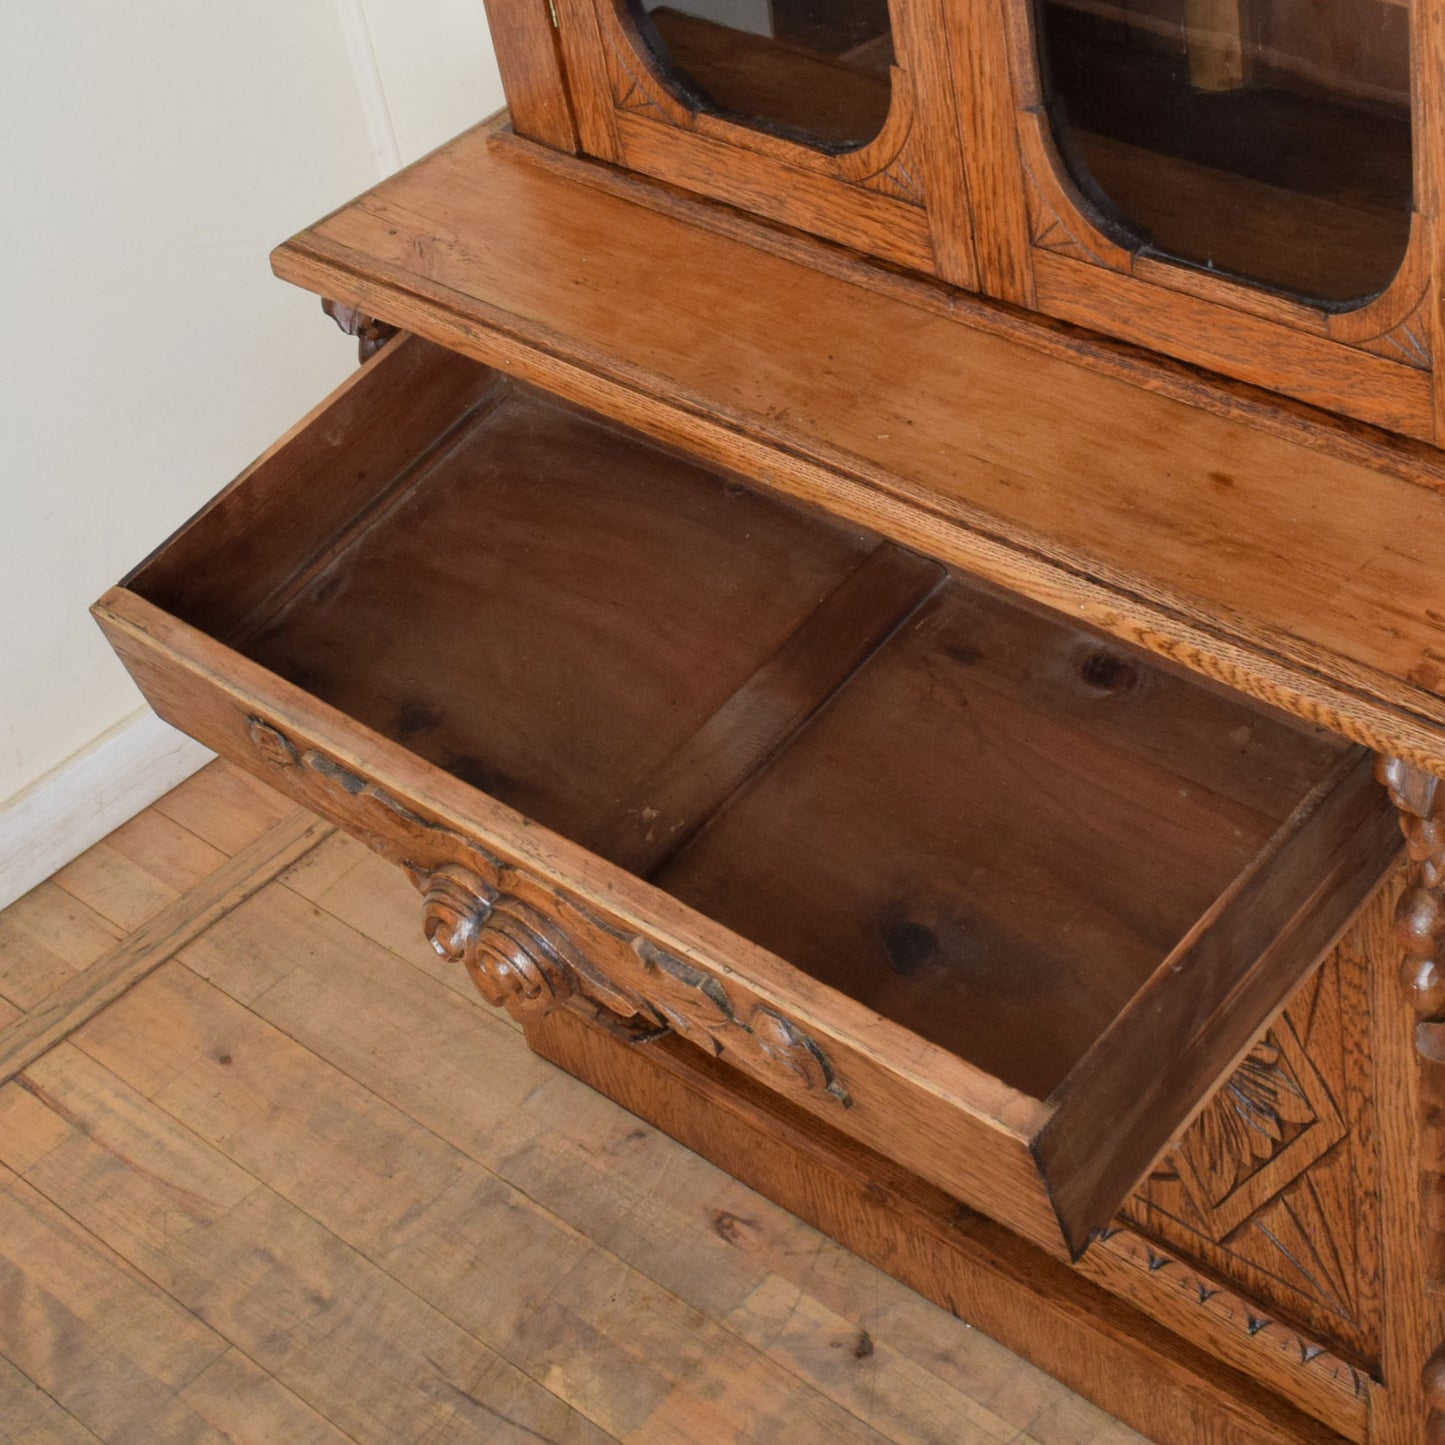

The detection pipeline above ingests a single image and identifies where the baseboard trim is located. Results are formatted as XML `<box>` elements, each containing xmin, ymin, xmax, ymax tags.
<box><xmin>0</xmin><ymin>710</ymin><xmax>213</xmax><ymax>911</ymax></box>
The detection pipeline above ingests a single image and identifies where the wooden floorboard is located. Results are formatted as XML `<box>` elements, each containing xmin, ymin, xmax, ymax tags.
<box><xmin>151</xmin><ymin>763</ymin><xmax>298</xmax><ymax>857</ymax></box>
<box><xmin>0</xmin><ymin>1354</ymin><xmax>102</xmax><ymax>1444</ymax></box>
<box><xmin>0</xmin><ymin>881</ymin><xmax>123</xmax><ymax>1014</ymax></box>
<box><xmin>0</xmin><ymin>767</ymin><xmax>1147</xmax><ymax>1445</ymax></box>
<box><xmin>0</xmin><ymin>808</ymin><xmax>333</xmax><ymax>1088</ymax></box>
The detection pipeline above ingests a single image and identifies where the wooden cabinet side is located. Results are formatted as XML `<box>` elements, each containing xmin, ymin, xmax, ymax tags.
<box><xmin>1118</xmin><ymin>752</ymin><xmax>1445</xmax><ymax>1445</ymax></box>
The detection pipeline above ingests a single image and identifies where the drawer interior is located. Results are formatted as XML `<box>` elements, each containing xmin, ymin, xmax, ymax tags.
<box><xmin>653</xmin><ymin>580</ymin><xmax>1344</xmax><ymax>1100</ymax></box>
<box><xmin>116</xmin><ymin>336</ymin><xmax>1397</xmax><ymax>1252</ymax></box>
<box><xmin>244</xmin><ymin>384</ymin><xmax>884</xmax><ymax>852</ymax></box>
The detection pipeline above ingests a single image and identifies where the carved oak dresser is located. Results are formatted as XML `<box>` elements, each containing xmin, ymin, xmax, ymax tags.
<box><xmin>92</xmin><ymin>0</ymin><xmax>1445</xmax><ymax>1439</ymax></box>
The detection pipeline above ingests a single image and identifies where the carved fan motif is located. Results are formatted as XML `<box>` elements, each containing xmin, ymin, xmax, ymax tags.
<box><xmin>1344</xmin><ymin>293</ymin><xmax>1434</xmax><ymax>371</ymax></box>
<box><xmin>1165</xmin><ymin>1019</ymin><xmax>1344</xmax><ymax>1240</ymax></box>
<box><xmin>607</xmin><ymin>27</ymin><xmax>685</xmax><ymax>122</ymax></box>
<box><xmin>1017</xmin><ymin>115</ymin><xmax>1134</xmax><ymax>273</ymax></box>
<box><xmin>1184</xmin><ymin>1037</ymin><xmax>1317</xmax><ymax>1204</ymax></box>
<box><xmin>1123</xmin><ymin>931</ymin><xmax>1379</xmax><ymax>1367</ymax></box>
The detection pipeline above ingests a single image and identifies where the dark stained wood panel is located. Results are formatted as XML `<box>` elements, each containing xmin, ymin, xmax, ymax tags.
<box><xmin>177</xmin><ymin>380</ymin><xmax>882</xmax><ymax>855</ymax></box>
<box><xmin>656</xmin><ymin>580</ymin><xmax>1350</xmax><ymax>1099</ymax></box>
<box><xmin>595</xmin><ymin>540</ymin><xmax>944</xmax><ymax>874</ymax></box>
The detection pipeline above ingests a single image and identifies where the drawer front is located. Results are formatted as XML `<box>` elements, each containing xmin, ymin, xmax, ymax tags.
<box><xmin>95</xmin><ymin>333</ymin><xmax>1401</xmax><ymax>1260</ymax></box>
<box><xmin>95</xmin><ymin>592</ymin><xmax>1062</xmax><ymax>1250</ymax></box>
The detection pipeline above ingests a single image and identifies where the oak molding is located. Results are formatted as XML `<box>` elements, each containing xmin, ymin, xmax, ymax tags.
<box><xmin>1086</xmin><ymin>1225</ymin><xmax>1370</xmax><ymax>1431</ymax></box>
<box><xmin>245</xmin><ymin>717</ymin><xmax>852</xmax><ymax>1112</ymax></box>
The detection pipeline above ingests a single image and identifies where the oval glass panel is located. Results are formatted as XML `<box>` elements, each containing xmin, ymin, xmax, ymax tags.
<box><xmin>623</xmin><ymin>0</ymin><xmax>895</xmax><ymax>152</ymax></box>
<box><xmin>1034</xmin><ymin>0</ymin><xmax>1413</xmax><ymax>304</ymax></box>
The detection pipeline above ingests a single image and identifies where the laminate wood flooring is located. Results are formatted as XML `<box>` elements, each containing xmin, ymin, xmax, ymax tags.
<box><xmin>0</xmin><ymin>760</ymin><xmax>1146</xmax><ymax>1444</ymax></box>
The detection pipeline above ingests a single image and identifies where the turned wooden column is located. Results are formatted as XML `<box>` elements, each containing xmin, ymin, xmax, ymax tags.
<box><xmin>1377</xmin><ymin>758</ymin><xmax>1445</xmax><ymax>1029</ymax></box>
<box><xmin>1376</xmin><ymin>756</ymin><xmax>1445</xmax><ymax>1442</ymax></box>
<box><xmin>1426</xmin><ymin>1345</ymin><xmax>1445</xmax><ymax>1445</ymax></box>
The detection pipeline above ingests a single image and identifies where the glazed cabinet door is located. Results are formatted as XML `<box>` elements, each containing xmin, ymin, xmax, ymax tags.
<box><xmin>971</xmin><ymin>0</ymin><xmax>1442</xmax><ymax>438</ymax></box>
<box><xmin>539</xmin><ymin>0</ymin><xmax>981</xmax><ymax>283</ymax></box>
<box><xmin>484</xmin><ymin>0</ymin><xmax>1442</xmax><ymax>441</ymax></box>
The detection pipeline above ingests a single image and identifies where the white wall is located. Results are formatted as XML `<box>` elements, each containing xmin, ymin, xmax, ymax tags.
<box><xmin>0</xmin><ymin>2</ymin><xmax>502</xmax><ymax>905</ymax></box>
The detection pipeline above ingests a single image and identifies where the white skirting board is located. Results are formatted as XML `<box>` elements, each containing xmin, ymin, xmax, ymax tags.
<box><xmin>0</xmin><ymin>709</ymin><xmax>213</xmax><ymax>912</ymax></box>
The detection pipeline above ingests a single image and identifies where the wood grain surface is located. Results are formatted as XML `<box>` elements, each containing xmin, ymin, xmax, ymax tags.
<box><xmin>0</xmin><ymin>760</ymin><xmax>323</xmax><ymax>1085</ymax></box>
<box><xmin>0</xmin><ymin>777</ymin><xmax>1149</xmax><ymax>1444</ymax></box>
<box><xmin>93</xmin><ymin>336</ymin><xmax>1398</xmax><ymax>1257</ymax></box>
<box><xmin>271</xmin><ymin>126</ymin><xmax>1445</xmax><ymax>777</ymax></box>
<box><xmin>527</xmin><ymin>1003</ymin><xmax>1351</xmax><ymax>1445</ymax></box>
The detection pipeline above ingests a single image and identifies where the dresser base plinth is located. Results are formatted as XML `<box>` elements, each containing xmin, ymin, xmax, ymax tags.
<box><xmin>524</xmin><ymin>1005</ymin><xmax>1353</xmax><ymax>1445</ymax></box>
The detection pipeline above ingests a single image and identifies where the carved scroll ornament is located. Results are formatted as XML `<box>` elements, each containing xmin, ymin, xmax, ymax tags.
<box><xmin>244</xmin><ymin>715</ymin><xmax>850</xmax><ymax>1106</ymax></box>
<box><xmin>423</xmin><ymin>865</ymin><xmax>578</xmax><ymax>1019</ymax></box>
<box><xmin>422</xmin><ymin>868</ymin><xmax>852</xmax><ymax>1107</ymax></box>
<box><xmin>321</xmin><ymin>297</ymin><xmax>399</xmax><ymax>362</ymax></box>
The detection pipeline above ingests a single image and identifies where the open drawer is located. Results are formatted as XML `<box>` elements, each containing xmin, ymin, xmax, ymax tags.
<box><xmin>94</xmin><ymin>334</ymin><xmax>1401</xmax><ymax>1259</ymax></box>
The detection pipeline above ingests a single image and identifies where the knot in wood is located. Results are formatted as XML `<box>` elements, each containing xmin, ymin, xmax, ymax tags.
<box><xmin>1424</xmin><ymin>1343</ymin><xmax>1445</xmax><ymax>1413</ymax></box>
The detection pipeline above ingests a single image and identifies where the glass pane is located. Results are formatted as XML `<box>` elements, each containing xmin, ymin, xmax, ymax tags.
<box><xmin>624</xmin><ymin>0</ymin><xmax>895</xmax><ymax>152</ymax></box>
<box><xmin>1035</xmin><ymin>0</ymin><xmax>1413</xmax><ymax>304</ymax></box>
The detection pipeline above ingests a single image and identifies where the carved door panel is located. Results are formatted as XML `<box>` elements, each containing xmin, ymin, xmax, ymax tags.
<box><xmin>1120</xmin><ymin>872</ymin><xmax>1393</xmax><ymax>1373</ymax></box>
<box><xmin>970</xmin><ymin>0</ymin><xmax>1443</xmax><ymax>439</ymax></box>
<box><xmin>549</xmin><ymin>0</ymin><xmax>981</xmax><ymax>285</ymax></box>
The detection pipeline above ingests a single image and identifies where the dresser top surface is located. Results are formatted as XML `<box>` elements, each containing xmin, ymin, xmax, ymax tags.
<box><xmin>275</xmin><ymin>117</ymin><xmax>1445</xmax><ymax>770</ymax></box>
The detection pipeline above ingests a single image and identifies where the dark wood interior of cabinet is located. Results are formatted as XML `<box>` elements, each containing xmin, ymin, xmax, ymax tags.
<box><xmin>654</xmin><ymin>580</ymin><xmax>1347</xmax><ymax>1096</ymax></box>
<box><xmin>632</xmin><ymin>5</ymin><xmax>894</xmax><ymax>150</ymax></box>
<box><xmin>1040</xmin><ymin>4</ymin><xmax>1413</xmax><ymax>302</ymax></box>
<box><xmin>128</xmin><ymin>353</ymin><xmax>1358</xmax><ymax>1104</ymax></box>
